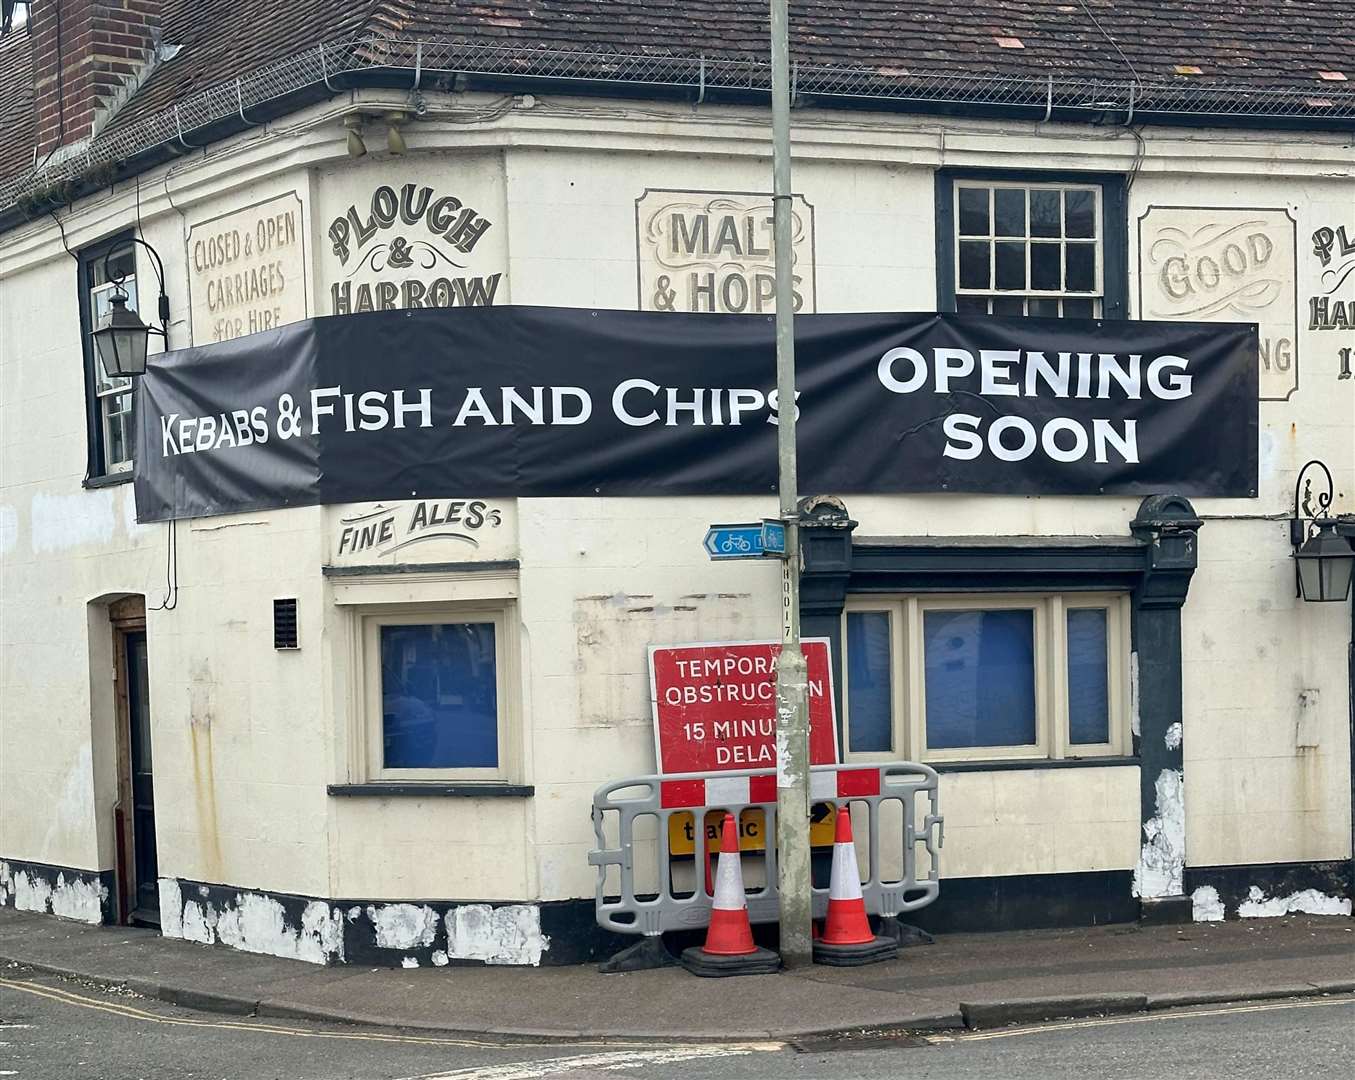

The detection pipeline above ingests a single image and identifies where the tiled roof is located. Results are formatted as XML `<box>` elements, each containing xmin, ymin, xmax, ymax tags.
<box><xmin>97</xmin><ymin>0</ymin><xmax>377</xmax><ymax>133</ymax></box>
<box><xmin>0</xmin><ymin>27</ymin><xmax>35</xmax><ymax>185</ymax></box>
<box><xmin>1</xmin><ymin>0</ymin><xmax>1353</xmax><ymax>200</ymax></box>
<box><xmin>381</xmin><ymin>0</ymin><xmax>1351</xmax><ymax>90</ymax></box>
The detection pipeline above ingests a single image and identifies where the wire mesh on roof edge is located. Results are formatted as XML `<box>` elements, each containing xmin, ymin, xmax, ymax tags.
<box><xmin>5</xmin><ymin>34</ymin><xmax>1355</xmax><ymax>212</ymax></box>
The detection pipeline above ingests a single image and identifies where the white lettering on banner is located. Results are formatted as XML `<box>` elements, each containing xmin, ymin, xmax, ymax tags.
<box><xmin>152</xmin><ymin>353</ymin><xmax>1181</xmax><ymax>467</ymax></box>
<box><xmin>878</xmin><ymin>347</ymin><xmax>1186</xmax><ymax>464</ymax></box>
<box><xmin>160</xmin><ymin>408</ymin><xmax>270</xmax><ymax>456</ymax></box>
<box><xmin>610</xmin><ymin>380</ymin><xmax>799</xmax><ymax>427</ymax></box>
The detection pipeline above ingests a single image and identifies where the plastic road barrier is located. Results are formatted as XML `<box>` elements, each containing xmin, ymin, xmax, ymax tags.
<box><xmin>589</xmin><ymin>762</ymin><xmax>942</xmax><ymax>939</ymax></box>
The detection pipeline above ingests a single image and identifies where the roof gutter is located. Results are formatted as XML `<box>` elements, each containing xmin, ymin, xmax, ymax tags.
<box><xmin>4</xmin><ymin>34</ymin><xmax>1354</xmax><ymax>236</ymax></box>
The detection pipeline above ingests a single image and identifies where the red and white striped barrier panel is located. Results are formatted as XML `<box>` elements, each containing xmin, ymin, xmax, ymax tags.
<box><xmin>660</xmin><ymin>767</ymin><xmax>881</xmax><ymax>809</ymax></box>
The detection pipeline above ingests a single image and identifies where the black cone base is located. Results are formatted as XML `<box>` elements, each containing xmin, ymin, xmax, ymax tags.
<box><xmin>812</xmin><ymin>935</ymin><xmax>899</xmax><ymax>966</ymax></box>
<box><xmin>680</xmin><ymin>945</ymin><xmax>782</xmax><ymax>977</ymax></box>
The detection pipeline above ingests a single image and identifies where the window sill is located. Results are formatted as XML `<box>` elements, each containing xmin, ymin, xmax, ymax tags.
<box><xmin>930</xmin><ymin>756</ymin><xmax>1138</xmax><ymax>774</ymax></box>
<box><xmin>84</xmin><ymin>471</ymin><xmax>134</xmax><ymax>489</ymax></box>
<box><xmin>327</xmin><ymin>782</ymin><xmax>534</xmax><ymax>798</ymax></box>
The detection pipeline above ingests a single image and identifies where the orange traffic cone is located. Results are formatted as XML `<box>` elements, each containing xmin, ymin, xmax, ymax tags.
<box><xmin>680</xmin><ymin>813</ymin><xmax>781</xmax><ymax>976</ymax></box>
<box><xmin>812</xmin><ymin>802</ymin><xmax>899</xmax><ymax>966</ymax></box>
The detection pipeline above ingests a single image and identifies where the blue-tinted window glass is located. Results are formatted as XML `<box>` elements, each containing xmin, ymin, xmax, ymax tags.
<box><xmin>924</xmin><ymin>609</ymin><xmax>1036</xmax><ymax>749</ymax></box>
<box><xmin>381</xmin><ymin>623</ymin><xmax>498</xmax><ymax>769</ymax></box>
<box><xmin>1067</xmin><ymin>608</ymin><xmax>1110</xmax><ymax>745</ymax></box>
<box><xmin>846</xmin><ymin>611</ymin><xmax>892</xmax><ymax>752</ymax></box>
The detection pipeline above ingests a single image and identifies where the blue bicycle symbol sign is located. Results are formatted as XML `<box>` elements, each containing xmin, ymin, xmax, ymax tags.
<box><xmin>703</xmin><ymin>521</ymin><xmax>786</xmax><ymax>561</ymax></box>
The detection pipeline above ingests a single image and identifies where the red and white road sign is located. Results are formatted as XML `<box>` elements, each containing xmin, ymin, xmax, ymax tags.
<box><xmin>649</xmin><ymin>639</ymin><xmax>839</xmax><ymax>780</ymax></box>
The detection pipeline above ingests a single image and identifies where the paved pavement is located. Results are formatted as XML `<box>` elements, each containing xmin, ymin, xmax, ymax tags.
<box><xmin>2</xmin><ymin>966</ymin><xmax>1352</xmax><ymax>1079</ymax></box>
<box><xmin>0</xmin><ymin>908</ymin><xmax>1352</xmax><ymax>1041</ymax></box>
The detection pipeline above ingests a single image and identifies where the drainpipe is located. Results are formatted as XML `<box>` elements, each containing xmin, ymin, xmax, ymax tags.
<box><xmin>1336</xmin><ymin>515</ymin><xmax>1355</xmax><ymax>899</ymax></box>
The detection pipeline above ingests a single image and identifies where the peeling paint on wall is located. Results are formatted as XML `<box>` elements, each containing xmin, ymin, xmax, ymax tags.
<box><xmin>29</xmin><ymin>490</ymin><xmax>115</xmax><ymax>554</ymax></box>
<box><xmin>1133</xmin><ymin>768</ymin><xmax>1185</xmax><ymax>899</ymax></box>
<box><xmin>179</xmin><ymin>899</ymin><xmax>217</xmax><ymax>944</ymax></box>
<box><xmin>366</xmin><ymin>903</ymin><xmax>439</xmax><ymax>949</ymax></box>
<box><xmin>1164</xmin><ymin>722</ymin><xmax>1183</xmax><ymax>751</ymax></box>
<box><xmin>158</xmin><ymin>880</ymin><xmax>183</xmax><ymax>938</ymax></box>
<box><xmin>0</xmin><ymin>863</ymin><xmax>106</xmax><ymax>925</ymax></box>
<box><xmin>1237</xmin><ymin>885</ymin><xmax>1352</xmax><ymax>918</ymax></box>
<box><xmin>446</xmin><ymin>904</ymin><xmax>548</xmax><ymax>966</ymax></box>
<box><xmin>1191</xmin><ymin>885</ymin><xmax>1225</xmax><ymax>922</ymax></box>
<box><xmin>158</xmin><ymin>881</ymin><xmax>345</xmax><ymax>964</ymax></box>
<box><xmin>14</xmin><ymin>871</ymin><xmax>53</xmax><ymax>913</ymax></box>
<box><xmin>47</xmin><ymin>874</ymin><xmax>107</xmax><ymax>923</ymax></box>
<box><xmin>148</xmin><ymin>880</ymin><xmax>561</xmax><ymax>966</ymax></box>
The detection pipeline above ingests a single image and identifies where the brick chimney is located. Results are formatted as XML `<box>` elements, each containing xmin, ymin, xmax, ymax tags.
<box><xmin>30</xmin><ymin>0</ymin><xmax>161</xmax><ymax>157</ymax></box>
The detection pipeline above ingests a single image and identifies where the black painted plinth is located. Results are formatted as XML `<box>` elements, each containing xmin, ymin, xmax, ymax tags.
<box><xmin>1138</xmin><ymin>895</ymin><xmax>1193</xmax><ymax>925</ymax></box>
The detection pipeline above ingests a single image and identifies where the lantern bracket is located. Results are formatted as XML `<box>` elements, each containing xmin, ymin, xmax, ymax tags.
<box><xmin>1290</xmin><ymin>459</ymin><xmax>1334</xmax><ymax>549</ymax></box>
<box><xmin>1289</xmin><ymin>458</ymin><xmax>1354</xmax><ymax>602</ymax></box>
<box><xmin>103</xmin><ymin>236</ymin><xmax>170</xmax><ymax>340</ymax></box>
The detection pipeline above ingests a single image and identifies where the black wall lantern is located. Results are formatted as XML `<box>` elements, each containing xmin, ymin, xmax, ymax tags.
<box><xmin>90</xmin><ymin>237</ymin><xmax>169</xmax><ymax>378</ymax></box>
<box><xmin>1290</xmin><ymin>459</ymin><xmax>1355</xmax><ymax>603</ymax></box>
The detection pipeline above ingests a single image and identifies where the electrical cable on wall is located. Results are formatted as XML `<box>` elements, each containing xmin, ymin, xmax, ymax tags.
<box><xmin>1069</xmin><ymin>1</ymin><xmax>1147</xmax><ymax>194</ymax></box>
<box><xmin>148</xmin><ymin>518</ymin><xmax>178</xmax><ymax>611</ymax></box>
<box><xmin>129</xmin><ymin>173</ymin><xmax>179</xmax><ymax>613</ymax></box>
<box><xmin>49</xmin><ymin>208</ymin><xmax>78</xmax><ymax>261</ymax></box>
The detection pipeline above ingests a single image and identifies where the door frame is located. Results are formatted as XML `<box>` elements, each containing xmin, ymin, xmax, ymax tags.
<box><xmin>109</xmin><ymin>596</ymin><xmax>146</xmax><ymax>925</ymax></box>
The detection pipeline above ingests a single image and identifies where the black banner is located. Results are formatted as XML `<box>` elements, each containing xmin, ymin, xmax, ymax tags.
<box><xmin>134</xmin><ymin>307</ymin><xmax>1258</xmax><ymax>521</ymax></box>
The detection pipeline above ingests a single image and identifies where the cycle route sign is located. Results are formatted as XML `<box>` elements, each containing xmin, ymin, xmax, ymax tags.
<box><xmin>703</xmin><ymin>520</ymin><xmax>786</xmax><ymax>560</ymax></box>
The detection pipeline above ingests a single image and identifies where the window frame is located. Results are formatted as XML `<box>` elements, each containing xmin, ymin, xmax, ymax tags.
<box><xmin>78</xmin><ymin>232</ymin><xmax>138</xmax><ymax>480</ymax></box>
<box><xmin>841</xmin><ymin>592</ymin><xmax>1131</xmax><ymax>765</ymax></box>
<box><xmin>352</xmin><ymin>601</ymin><xmax>521</xmax><ymax>784</ymax></box>
<box><xmin>935</xmin><ymin>169</ymin><xmax>1129</xmax><ymax>320</ymax></box>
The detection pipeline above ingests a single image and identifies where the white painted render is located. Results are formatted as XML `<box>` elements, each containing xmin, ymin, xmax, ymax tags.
<box><xmin>1</xmin><ymin>91</ymin><xmax>1351</xmax><ymax>941</ymax></box>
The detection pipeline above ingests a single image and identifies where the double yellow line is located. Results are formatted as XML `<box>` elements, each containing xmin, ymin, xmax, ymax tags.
<box><xmin>0</xmin><ymin>977</ymin><xmax>626</xmax><ymax>1050</ymax></box>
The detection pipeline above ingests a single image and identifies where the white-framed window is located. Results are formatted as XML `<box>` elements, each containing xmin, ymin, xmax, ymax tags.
<box><xmin>842</xmin><ymin>593</ymin><xmax>1130</xmax><ymax>763</ymax></box>
<box><xmin>82</xmin><ymin>240</ymin><xmax>137</xmax><ymax>475</ymax></box>
<box><xmin>952</xmin><ymin>180</ymin><xmax>1103</xmax><ymax>318</ymax></box>
<box><xmin>352</xmin><ymin>602</ymin><xmax>520</xmax><ymax>782</ymax></box>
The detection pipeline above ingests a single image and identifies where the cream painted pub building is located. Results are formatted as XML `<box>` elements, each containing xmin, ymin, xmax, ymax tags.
<box><xmin>1</xmin><ymin>0</ymin><xmax>1353</xmax><ymax>966</ymax></box>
